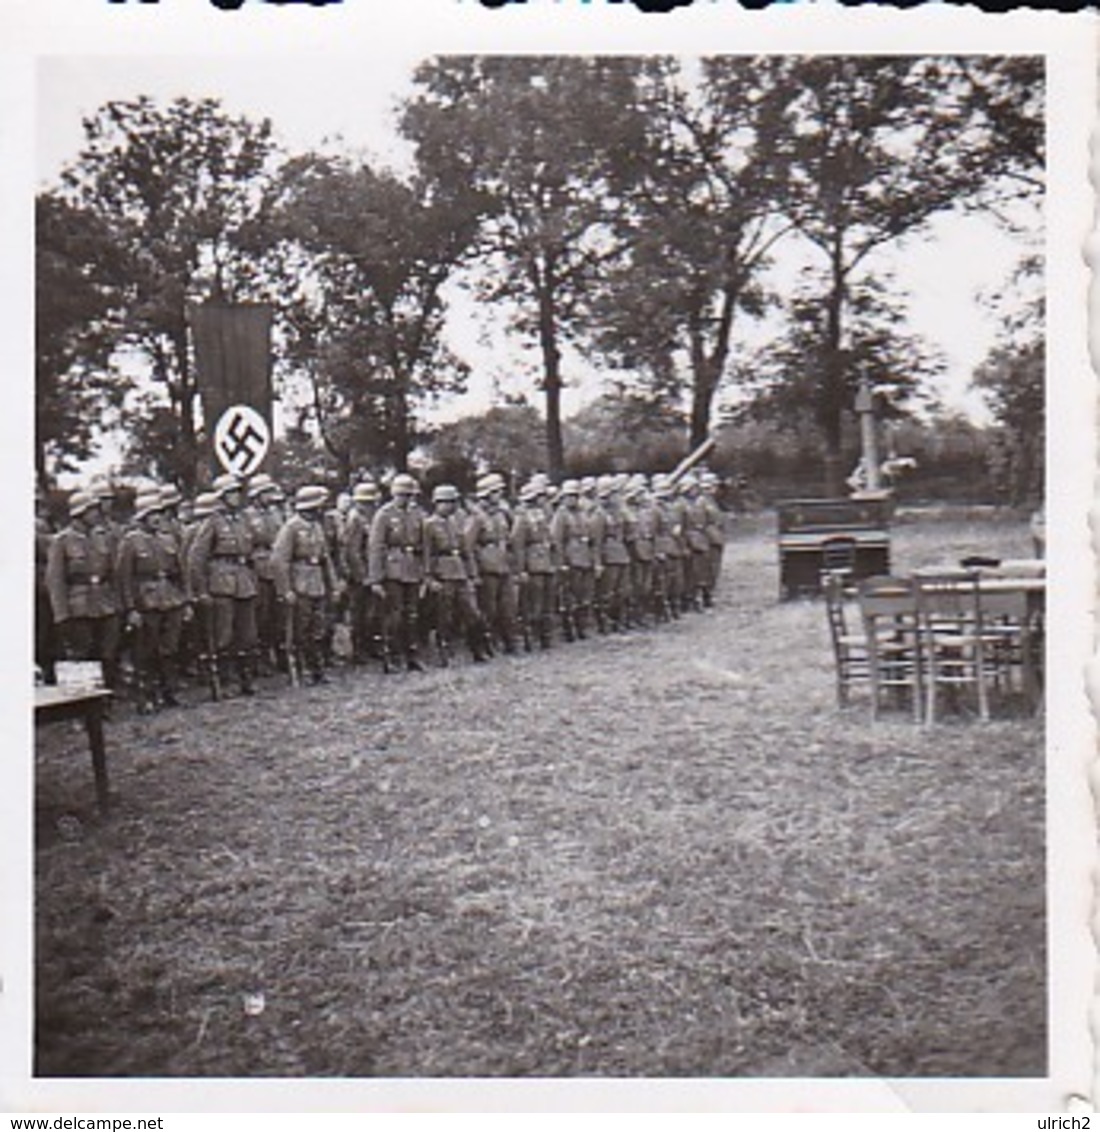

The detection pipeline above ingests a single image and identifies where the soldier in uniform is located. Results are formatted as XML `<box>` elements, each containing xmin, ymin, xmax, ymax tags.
<box><xmin>342</xmin><ymin>479</ymin><xmax>382</xmax><ymax>666</ymax></box>
<box><xmin>272</xmin><ymin>484</ymin><xmax>341</xmax><ymax>685</ymax></box>
<box><xmin>117</xmin><ymin>488</ymin><xmax>189</xmax><ymax>711</ymax></box>
<box><xmin>35</xmin><ymin>487</ymin><xmax>58</xmax><ymax>684</ymax></box>
<box><xmin>592</xmin><ymin>475</ymin><xmax>631</xmax><ymax>632</ymax></box>
<box><xmin>700</xmin><ymin>471</ymin><xmax>726</xmax><ymax>606</ymax></box>
<box><xmin>511</xmin><ymin>479</ymin><xmax>558</xmax><ymax>649</ymax></box>
<box><xmin>45</xmin><ymin>489</ymin><xmax>122</xmax><ymax>689</ymax></box>
<box><xmin>368</xmin><ymin>473</ymin><xmax>428</xmax><ymax>672</ymax></box>
<box><xmin>245</xmin><ymin>473</ymin><xmax>283</xmax><ymax>673</ymax></box>
<box><xmin>623</xmin><ymin>477</ymin><xmax>658</xmax><ymax>628</ymax></box>
<box><xmin>465</xmin><ymin>472</ymin><xmax>518</xmax><ymax>655</ymax></box>
<box><xmin>679</xmin><ymin>475</ymin><xmax>711</xmax><ymax>612</ymax></box>
<box><xmin>187</xmin><ymin>473</ymin><xmax>259</xmax><ymax>697</ymax></box>
<box><xmin>183</xmin><ymin>492</ymin><xmax>218</xmax><ymax>692</ymax></box>
<box><xmin>651</xmin><ymin>475</ymin><xmax>682</xmax><ymax>621</ymax></box>
<box><xmin>551</xmin><ymin>479</ymin><xmax>598</xmax><ymax>641</ymax></box>
<box><xmin>424</xmin><ymin>483</ymin><xmax>490</xmax><ymax>665</ymax></box>
<box><xmin>321</xmin><ymin>490</ymin><xmax>350</xmax><ymax>666</ymax></box>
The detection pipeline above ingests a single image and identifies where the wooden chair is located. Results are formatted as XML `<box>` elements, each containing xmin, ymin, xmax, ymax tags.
<box><xmin>822</xmin><ymin>570</ymin><xmax>869</xmax><ymax>707</ymax></box>
<box><xmin>915</xmin><ymin>573</ymin><xmax>993</xmax><ymax>725</ymax></box>
<box><xmin>858</xmin><ymin>575</ymin><xmax>922</xmax><ymax>723</ymax></box>
<box><xmin>980</xmin><ymin>588</ymin><xmax>1043</xmax><ymax>712</ymax></box>
<box><xmin>820</xmin><ymin>535</ymin><xmax>858</xmax><ymax>585</ymax></box>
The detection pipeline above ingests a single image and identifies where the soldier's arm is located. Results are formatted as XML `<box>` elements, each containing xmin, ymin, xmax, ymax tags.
<box><xmin>116</xmin><ymin>534</ymin><xmax>137</xmax><ymax>612</ymax></box>
<box><xmin>343</xmin><ymin>516</ymin><xmax>364</xmax><ymax>583</ymax></box>
<box><xmin>187</xmin><ymin>519</ymin><xmax>214</xmax><ymax>599</ymax></box>
<box><xmin>550</xmin><ymin>511</ymin><xmax>568</xmax><ymax>568</ymax></box>
<box><xmin>322</xmin><ymin>531</ymin><xmax>340</xmax><ymax>595</ymax></box>
<box><xmin>44</xmin><ymin>534</ymin><xmax>70</xmax><ymax>623</ymax></box>
<box><xmin>270</xmin><ymin>520</ymin><xmax>295</xmax><ymax>600</ymax></box>
<box><xmin>366</xmin><ymin>510</ymin><xmax>387</xmax><ymax>588</ymax></box>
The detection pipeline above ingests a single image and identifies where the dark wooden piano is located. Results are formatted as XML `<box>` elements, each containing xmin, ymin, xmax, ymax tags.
<box><xmin>777</xmin><ymin>497</ymin><xmax>892</xmax><ymax>600</ymax></box>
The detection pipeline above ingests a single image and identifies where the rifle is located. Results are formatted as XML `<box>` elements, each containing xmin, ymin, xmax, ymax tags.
<box><xmin>201</xmin><ymin>601</ymin><xmax>222</xmax><ymax>701</ymax></box>
<box><xmin>516</xmin><ymin>574</ymin><xmax>533</xmax><ymax>652</ymax></box>
<box><xmin>284</xmin><ymin>599</ymin><xmax>300</xmax><ymax>689</ymax></box>
<box><xmin>667</xmin><ymin>436</ymin><xmax>717</xmax><ymax>488</ymax></box>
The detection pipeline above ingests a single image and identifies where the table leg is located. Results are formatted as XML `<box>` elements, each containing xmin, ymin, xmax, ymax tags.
<box><xmin>84</xmin><ymin>703</ymin><xmax>110</xmax><ymax>813</ymax></box>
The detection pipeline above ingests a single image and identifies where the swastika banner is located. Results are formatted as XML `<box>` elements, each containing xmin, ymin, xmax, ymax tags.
<box><xmin>189</xmin><ymin>302</ymin><xmax>274</xmax><ymax>471</ymax></box>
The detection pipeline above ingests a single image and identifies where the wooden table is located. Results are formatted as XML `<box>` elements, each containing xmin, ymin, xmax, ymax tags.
<box><xmin>34</xmin><ymin>685</ymin><xmax>114</xmax><ymax>812</ymax></box>
<box><xmin>909</xmin><ymin>570</ymin><xmax>1045</xmax><ymax>711</ymax></box>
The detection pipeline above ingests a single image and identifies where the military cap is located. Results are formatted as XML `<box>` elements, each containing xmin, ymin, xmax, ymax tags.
<box><xmin>134</xmin><ymin>489</ymin><xmax>164</xmax><ymax>520</ymax></box>
<box><xmin>596</xmin><ymin>475</ymin><xmax>616</xmax><ymax>499</ymax></box>
<box><xmin>580</xmin><ymin>476</ymin><xmax>597</xmax><ymax>494</ymax></box>
<box><xmin>247</xmin><ymin>472</ymin><xmax>276</xmax><ymax>500</ymax></box>
<box><xmin>159</xmin><ymin>484</ymin><xmax>183</xmax><ymax>509</ymax></box>
<box><xmin>353</xmin><ymin>480</ymin><xmax>380</xmax><ymax>504</ymax></box>
<box><xmin>432</xmin><ymin>483</ymin><xmax>460</xmax><ymax>504</ymax></box>
<box><xmin>390</xmin><ymin>473</ymin><xmax>419</xmax><ymax>496</ymax></box>
<box><xmin>294</xmin><ymin>484</ymin><xmax>329</xmax><ymax>512</ymax></box>
<box><xmin>476</xmin><ymin>472</ymin><xmax>505</xmax><ymax>498</ymax></box>
<box><xmin>192</xmin><ymin>492</ymin><xmax>220</xmax><ymax>519</ymax></box>
<box><xmin>67</xmin><ymin>489</ymin><xmax>99</xmax><ymax>518</ymax></box>
<box><xmin>560</xmin><ymin>479</ymin><xmax>580</xmax><ymax>497</ymax></box>
<box><xmin>213</xmin><ymin>473</ymin><xmax>243</xmax><ymax>497</ymax></box>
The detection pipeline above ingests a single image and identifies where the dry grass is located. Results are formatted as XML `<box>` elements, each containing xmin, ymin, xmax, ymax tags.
<box><xmin>34</xmin><ymin>512</ymin><xmax>1045</xmax><ymax>1077</ymax></box>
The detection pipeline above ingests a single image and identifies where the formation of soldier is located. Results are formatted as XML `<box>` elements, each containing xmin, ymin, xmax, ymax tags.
<box><xmin>36</xmin><ymin>468</ymin><xmax>727</xmax><ymax>712</ymax></box>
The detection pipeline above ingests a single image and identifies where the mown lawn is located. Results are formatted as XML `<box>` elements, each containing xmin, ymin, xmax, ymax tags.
<box><xmin>33</xmin><ymin>512</ymin><xmax>1045</xmax><ymax>1078</ymax></box>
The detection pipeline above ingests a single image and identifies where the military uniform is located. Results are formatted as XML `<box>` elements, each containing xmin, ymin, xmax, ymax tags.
<box><xmin>117</xmin><ymin>492</ymin><xmax>188</xmax><ymax>709</ymax></box>
<box><xmin>652</xmin><ymin>483</ymin><xmax>683</xmax><ymax>620</ymax></box>
<box><xmin>246</xmin><ymin>479</ymin><xmax>284</xmax><ymax>672</ymax></box>
<box><xmin>465</xmin><ymin>478</ymin><xmax>518</xmax><ymax>654</ymax></box>
<box><xmin>701</xmin><ymin>478</ymin><xmax>725</xmax><ymax>605</ymax></box>
<box><xmin>623</xmin><ymin>487</ymin><xmax>658</xmax><ymax>626</ymax></box>
<box><xmin>680</xmin><ymin>480</ymin><xmax>711</xmax><ymax>611</ymax></box>
<box><xmin>45</xmin><ymin>493</ymin><xmax>121</xmax><ymax>688</ymax></box>
<box><xmin>272</xmin><ymin>487</ymin><xmax>339</xmax><ymax>683</ymax></box>
<box><xmin>551</xmin><ymin>485</ymin><xmax>597</xmax><ymax>640</ymax></box>
<box><xmin>342</xmin><ymin>488</ymin><xmax>381</xmax><ymax>665</ymax></box>
<box><xmin>367</xmin><ymin>477</ymin><xmax>428</xmax><ymax>671</ymax></box>
<box><xmin>511</xmin><ymin>487</ymin><xmax>557</xmax><ymax>648</ymax></box>
<box><xmin>592</xmin><ymin>489</ymin><xmax>631</xmax><ymax>632</ymax></box>
<box><xmin>35</xmin><ymin>509</ymin><xmax>58</xmax><ymax>684</ymax></box>
<box><xmin>424</xmin><ymin>486</ymin><xmax>488</xmax><ymax>664</ymax></box>
<box><xmin>187</xmin><ymin>478</ymin><xmax>259</xmax><ymax>695</ymax></box>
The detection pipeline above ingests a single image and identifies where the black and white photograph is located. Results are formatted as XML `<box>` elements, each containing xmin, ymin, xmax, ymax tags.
<box><xmin>5</xmin><ymin>2</ymin><xmax>1096</xmax><ymax>1114</ymax></box>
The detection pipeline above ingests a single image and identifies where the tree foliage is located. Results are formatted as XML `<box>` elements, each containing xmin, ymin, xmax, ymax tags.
<box><xmin>57</xmin><ymin>96</ymin><xmax>277</xmax><ymax>488</ymax></box>
<box><xmin>35</xmin><ymin>192</ymin><xmax>130</xmax><ymax>487</ymax></box>
<box><xmin>764</xmin><ymin>56</ymin><xmax>1041</xmax><ymax>493</ymax></box>
<box><xmin>587</xmin><ymin>57</ymin><xmax>793</xmax><ymax>449</ymax></box>
<box><xmin>402</xmin><ymin>56</ymin><xmax>649</xmax><ymax>478</ymax></box>
<box><xmin>972</xmin><ymin>254</ymin><xmax>1044</xmax><ymax>504</ymax></box>
<box><xmin>259</xmin><ymin>153</ymin><xmax>480</xmax><ymax>477</ymax></box>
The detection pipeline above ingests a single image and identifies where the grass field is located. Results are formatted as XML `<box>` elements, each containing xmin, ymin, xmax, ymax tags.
<box><xmin>33</xmin><ymin>511</ymin><xmax>1045</xmax><ymax>1078</ymax></box>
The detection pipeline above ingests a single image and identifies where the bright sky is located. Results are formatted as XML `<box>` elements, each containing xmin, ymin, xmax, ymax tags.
<box><xmin>36</xmin><ymin>54</ymin><xmax>1040</xmax><ymax>465</ymax></box>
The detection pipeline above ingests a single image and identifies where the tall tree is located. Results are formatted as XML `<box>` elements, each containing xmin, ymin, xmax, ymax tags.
<box><xmin>57</xmin><ymin>96</ymin><xmax>276</xmax><ymax>488</ymax></box>
<box><xmin>401</xmin><ymin>56</ymin><xmax>649</xmax><ymax>479</ymax></box>
<box><xmin>259</xmin><ymin>153</ymin><xmax>481</xmax><ymax>475</ymax></box>
<box><xmin>762</xmin><ymin>56</ymin><xmax>1041</xmax><ymax>494</ymax></box>
<box><xmin>972</xmin><ymin>254</ymin><xmax>1044</xmax><ymax>504</ymax></box>
<box><xmin>588</xmin><ymin>57</ymin><xmax>794</xmax><ymax>449</ymax></box>
<box><xmin>35</xmin><ymin>192</ymin><xmax>129</xmax><ymax>488</ymax></box>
